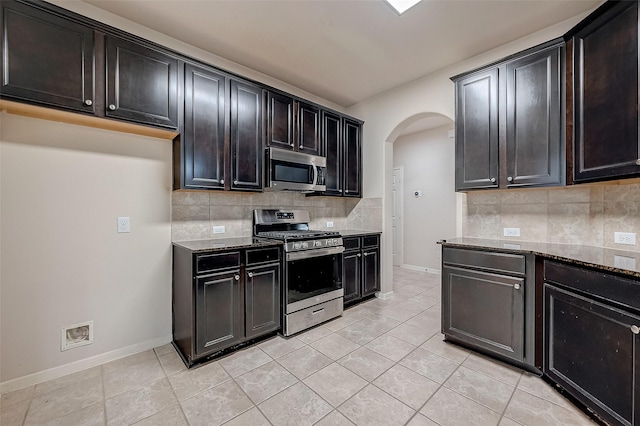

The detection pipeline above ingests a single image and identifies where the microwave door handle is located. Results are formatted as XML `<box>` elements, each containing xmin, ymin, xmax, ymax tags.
<box><xmin>312</xmin><ymin>164</ymin><xmax>319</xmax><ymax>185</ymax></box>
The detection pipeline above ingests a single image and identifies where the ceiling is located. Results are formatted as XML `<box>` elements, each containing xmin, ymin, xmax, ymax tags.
<box><xmin>84</xmin><ymin>0</ymin><xmax>599</xmax><ymax>108</ymax></box>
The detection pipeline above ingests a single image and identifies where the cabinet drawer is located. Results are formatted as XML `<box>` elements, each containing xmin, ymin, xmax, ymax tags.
<box><xmin>362</xmin><ymin>234</ymin><xmax>380</xmax><ymax>248</ymax></box>
<box><xmin>246</xmin><ymin>247</ymin><xmax>280</xmax><ymax>265</ymax></box>
<box><xmin>342</xmin><ymin>237</ymin><xmax>360</xmax><ymax>251</ymax></box>
<box><xmin>196</xmin><ymin>251</ymin><xmax>241</xmax><ymax>274</ymax></box>
<box><xmin>544</xmin><ymin>260</ymin><xmax>640</xmax><ymax>312</ymax></box>
<box><xmin>443</xmin><ymin>247</ymin><xmax>526</xmax><ymax>275</ymax></box>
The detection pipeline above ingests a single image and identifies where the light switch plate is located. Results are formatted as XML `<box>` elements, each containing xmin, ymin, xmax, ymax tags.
<box><xmin>212</xmin><ymin>225</ymin><xmax>225</xmax><ymax>234</ymax></box>
<box><xmin>117</xmin><ymin>217</ymin><xmax>130</xmax><ymax>233</ymax></box>
<box><xmin>326</xmin><ymin>221</ymin><xmax>334</xmax><ymax>228</ymax></box>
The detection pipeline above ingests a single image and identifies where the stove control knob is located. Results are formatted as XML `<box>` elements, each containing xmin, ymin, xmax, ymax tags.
<box><xmin>314</xmin><ymin>241</ymin><xmax>322</xmax><ymax>247</ymax></box>
<box><xmin>301</xmin><ymin>242</ymin><xmax>309</xmax><ymax>249</ymax></box>
<box><xmin>293</xmin><ymin>243</ymin><xmax>302</xmax><ymax>250</ymax></box>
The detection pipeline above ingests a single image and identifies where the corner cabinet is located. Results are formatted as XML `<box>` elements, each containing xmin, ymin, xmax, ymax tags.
<box><xmin>441</xmin><ymin>246</ymin><xmax>536</xmax><ymax>368</ymax></box>
<box><xmin>343</xmin><ymin>234</ymin><xmax>380</xmax><ymax>306</ymax></box>
<box><xmin>544</xmin><ymin>260</ymin><xmax>640</xmax><ymax>426</ymax></box>
<box><xmin>452</xmin><ymin>40</ymin><xmax>564</xmax><ymax>191</ymax></box>
<box><xmin>173</xmin><ymin>244</ymin><xmax>281</xmax><ymax>367</ymax></box>
<box><xmin>570</xmin><ymin>0</ymin><xmax>640</xmax><ymax>183</ymax></box>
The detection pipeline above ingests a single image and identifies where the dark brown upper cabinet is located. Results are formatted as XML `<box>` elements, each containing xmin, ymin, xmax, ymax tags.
<box><xmin>229</xmin><ymin>79</ymin><xmax>264</xmax><ymax>191</ymax></box>
<box><xmin>452</xmin><ymin>40</ymin><xmax>564</xmax><ymax>191</ymax></box>
<box><xmin>570</xmin><ymin>0</ymin><xmax>640</xmax><ymax>183</ymax></box>
<box><xmin>321</xmin><ymin>111</ymin><xmax>362</xmax><ymax>198</ymax></box>
<box><xmin>0</xmin><ymin>0</ymin><xmax>96</xmax><ymax>114</ymax></box>
<box><xmin>176</xmin><ymin>66</ymin><xmax>264</xmax><ymax>192</ymax></box>
<box><xmin>181</xmin><ymin>63</ymin><xmax>227</xmax><ymax>189</ymax></box>
<box><xmin>454</xmin><ymin>68</ymin><xmax>500</xmax><ymax>190</ymax></box>
<box><xmin>298</xmin><ymin>102</ymin><xmax>322</xmax><ymax>156</ymax></box>
<box><xmin>105</xmin><ymin>35</ymin><xmax>179</xmax><ymax>130</ymax></box>
<box><xmin>267</xmin><ymin>91</ymin><xmax>295</xmax><ymax>150</ymax></box>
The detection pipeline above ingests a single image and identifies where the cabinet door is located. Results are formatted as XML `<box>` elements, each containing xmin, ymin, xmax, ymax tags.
<box><xmin>505</xmin><ymin>46</ymin><xmax>563</xmax><ymax>187</ymax></box>
<box><xmin>230</xmin><ymin>79</ymin><xmax>264</xmax><ymax>191</ymax></box>
<box><xmin>0</xmin><ymin>1</ymin><xmax>95</xmax><ymax>113</ymax></box>
<box><xmin>454</xmin><ymin>68</ymin><xmax>499</xmax><ymax>190</ymax></box>
<box><xmin>362</xmin><ymin>249</ymin><xmax>380</xmax><ymax>297</ymax></box>
<box><xmin>343</xmin><ymin>251</ymin><xmax>361</xmax><ymax>304</ymax></box>
<box><xmin>298</xmin><ymin>102</ymin><xmax>321</xmax><ymax>156</ymax></box>
<box><xmin>182</xmin><ymin>64</ymin><xmax>226</xmax><ymax>189</ymax></box>
<box><xmin>442</xmin><ymin>266</ymin><xmax>524</xmax><ymax>361</ymax></box>
<box><xmin>267</xmin><ymin>92</ymin><xmax>294</xmax><ymax>150</ymax></box>
<box><xmin>245</xmin><ymin>263</ymin><xmax>281</xmax><ymax>339</ymax></box>
<box><xmin>322</xmin><ymin>111</ymin><xmax>343</xmax><ymax>196</ymax></box>
<box><xmin>573</xmin><ymin>1</ymin><xmax>640</xmax><ymax>182</ymax></box>
<box><xmin>195</xmin><ymin>270</ymin><xmax>244</xmax><ymax>356</ymax></box>
<box><xmin>545</xmin><ymin>284</ymin><xmax>640</xmax><ymax>426</ymax></box>
<box><xmin>106</xmin><ymin>36</ymin><xmax>179</xmax><ymax>129</ymax></box>
<box><xmin>343</xmin><ymin>119</ymin><xmax>362</xmax><ymax>197</ymax></box>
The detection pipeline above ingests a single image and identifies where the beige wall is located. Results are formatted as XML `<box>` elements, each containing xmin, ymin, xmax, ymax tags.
<box><xmin>393</xmin><ymin>125</ymin><xmax>456</xmax><ymax>271</ymax></box>
<box><xmin>462</xmin><ymin>182</ymin><xmax>640</xmax><ymax>252</ymax></box>
<box><xmin>172</xmin><ymin>192</ymin><xmax>382</xmax><ymax>241</ymax></box>
<box><xmin>0</xmin><ymin>114</ymin><xmax>172</xmax><ymax>387</ymax></box>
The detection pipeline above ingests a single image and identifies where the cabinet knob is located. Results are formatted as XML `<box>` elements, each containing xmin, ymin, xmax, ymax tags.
<box><xmin>636</xmin><ymin>159</ymin><xmax>640</xmax><ymax>166</ymax></box>
<box><xmin>233</xmin><ymin>180</ymin><xmax>238</xmax><ymax>185</ymax></box>
<box><xmin>345</xmin><ymin>190</ymin><xmax>349</xmax><ymax>194</ymax></box>
<box><xmin>299</xmin><ymin>145</ymin><xmax>303</xmax><ymax>150</ymax></box>
<box><xmin>84</xmin><ymin>99</ymin><xmax>93</xmax><ymax>106</ymax></box>
<box><xmin>289</xmin><ymin>142</ymin><xmax>294</xmax><ymax>146</ymax></box>
<box><xmin>507</xmin><ymin>176</ymin><xmax>513</xmax><ymax>182</ymax></box>
<box><xmin>339</xmin><ymin>189</ymin><xmax>343</xmax><ymax>193</ymax></box>
<box><xmin>234</xmin><ymin>274</ymin><xmax>240</xmax><ymax>281</ymax></box>
<box><xmin>108</xmin><ymin>104</ymin><xmax>116</xmax><ymax>111</ymax></box>
<box><xmin>248</xmin><ymin>272</ymin><xmax>254</xmax><ymax>278</ymax></box>
<box><xmin>220</xmin><ymin>179</ymin><xmax>224</xmax><ymax>185</ymax></box>
<box><xmin>490</xmin><ymin>177</ymin><xmax>496</xmax><ymax>183</ymax></box>
<box><xmin>357</xmin><ymin>253</ymin><xmax>362</xmax><ymax>257</ymax></box>
<box><xmin>513</xmin><ymin>283</ymin><xmax>521</xmax><ymax>290</ymax></box>
<box><xmin>632</xmin><ymin>325</ymin><xmax>640</xmax><ymax>334</ymax></box>
<box><xmin>363</xmin><ymin>252</ymin><xmax>369</xmax><ymax>257</ymax></box>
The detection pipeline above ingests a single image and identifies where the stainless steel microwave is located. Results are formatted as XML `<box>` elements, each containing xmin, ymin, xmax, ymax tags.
<box><xmin>266</xmin><ymin>147</ymin><xmax>326</xmax><ymax>192</ymax></box>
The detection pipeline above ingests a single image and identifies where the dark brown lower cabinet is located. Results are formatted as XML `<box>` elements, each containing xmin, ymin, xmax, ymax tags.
<box><xmin>173</xmin><ymin>245</ymin><xmax>281</xmax><ymax>367</ymax></box>
<box><xmin>343</xmin><ymin>234</ymin><xmax>380</xmax><ymax>306</ymax></box>
<box><xmin>441</xmin><ymin>246</ymin><xmax>536</xmax><ymax>368</ymax></box>
<box><xmin>544</xmin><ymin>260</ymin><xmax>640</xmax><ymax>426</ymax></box>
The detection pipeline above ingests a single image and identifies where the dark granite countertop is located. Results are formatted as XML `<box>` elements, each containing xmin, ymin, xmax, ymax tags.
<box><xmin>173</xmin><ymin>237</ymin><xmax>282</xmax><ymax>253</ymax></box>
<box><xmin>438</xmin><ymin>238</ymin><xmax>640</xmax><ymax>278</ymax></box>
<box><xmin>339</xmin><ymin>230</ymin><xmax>382</xmax><ymax>237</ymax></box>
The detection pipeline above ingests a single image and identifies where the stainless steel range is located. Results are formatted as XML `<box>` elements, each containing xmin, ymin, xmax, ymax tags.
<box><xmin>254</xmin><ymin>209</ymin><xmax>344</xmax><ymax>336</ymax></box>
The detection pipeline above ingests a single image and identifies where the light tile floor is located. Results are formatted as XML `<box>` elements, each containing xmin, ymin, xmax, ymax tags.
<box><xmin>1</xmin><ymin>267</ymin><xmax>598</xmax><ymax>426</ymax></box>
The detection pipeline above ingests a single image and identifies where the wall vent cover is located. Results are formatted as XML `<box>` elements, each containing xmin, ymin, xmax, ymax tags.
<box><xmin>61</xmin><ymin>321</ymin><xmax>93</xmax><ymax>351</ymax></box>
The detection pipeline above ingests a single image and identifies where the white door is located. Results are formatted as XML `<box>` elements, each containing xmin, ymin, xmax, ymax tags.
<box><xmin>392</xmin><ymin>167</ymin><xmax>403</xmax><ymax>266</ymax></box>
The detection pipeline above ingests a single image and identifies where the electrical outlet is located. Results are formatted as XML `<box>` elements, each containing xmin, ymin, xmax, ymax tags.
<box><xmin>326</xmin><ymin>221</ymin><xmax>334</xmax><ymax>228</ymax></box>
<box><xmin>212</xmin><ymin>225</ymin><xmax>225</xmax><ymax>234</ymax></box>
<box><xmin>503</xmin><ymin>227</ymin><xmax>520</xmax><ymax>237</ymax></box>
<box><xmin>614</xmin><ymin>232</ymin><xmax>636</xmax><ymax>245</ymax></box>
<box><xmin>614</xmin><ymin>255</ymin><xmax>637</xmax><ymax>270</ymax></box>
<box><xmin>117</xmin><ymin>217</ymin><xmax>130</xmax><ymax>233</ymax></box>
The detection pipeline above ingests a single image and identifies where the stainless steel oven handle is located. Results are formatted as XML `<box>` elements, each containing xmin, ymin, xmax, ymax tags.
<box><xmin>286</xmin><ymin>246</ymin><xmax>345</xmax><ymax>261</ymax></box>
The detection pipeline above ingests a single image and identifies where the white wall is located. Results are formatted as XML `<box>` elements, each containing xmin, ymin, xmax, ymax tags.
<box><xmin>346</xmin><ymin>11</ymin><xmax>593</xmax><ymax>294</ymax></box>
<box><xmin>393</xmin><ymin>125</ymin><xmax>455</xmax><ymax>271</ymax></box>
<box><xmin>0</xmin><ymin>114</ymin><xmax>172</xmax><ymax>387</ymax></box>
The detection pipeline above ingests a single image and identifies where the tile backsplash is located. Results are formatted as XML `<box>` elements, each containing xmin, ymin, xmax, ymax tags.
<box><xmin>462</xmin><ymin>180</ymin><xmax>640</xmax><ymax>252</ymax></box>
<box><xmin>171</xmin><ymin>191</ymin><xmax>382</xmax><ymax>242</ymax></box>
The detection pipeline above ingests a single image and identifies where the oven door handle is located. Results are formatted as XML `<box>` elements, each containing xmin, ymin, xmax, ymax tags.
<box><xmin>286</xmin><ymin>246</ymin><xmax>344</xmax><ymax>261</ymax></box>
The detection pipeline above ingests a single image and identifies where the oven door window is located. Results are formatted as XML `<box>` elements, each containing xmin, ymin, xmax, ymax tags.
<box><xmin>286</xmin><ymin>254</ymin><xmax>342</xmax><ymax>304</ymax></box>
<box><xmin>273</xmin><ymin>161</ymin><xmax>313</xmax><ymax>184</ymax></box>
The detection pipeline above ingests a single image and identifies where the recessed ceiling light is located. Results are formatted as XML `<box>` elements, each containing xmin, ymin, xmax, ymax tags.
<box><xmin>384</xmin><ymin>0</ymin><xmax>422</xmax><ymax>15</ymax></box>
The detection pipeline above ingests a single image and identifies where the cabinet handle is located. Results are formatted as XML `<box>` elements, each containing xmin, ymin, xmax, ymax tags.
<box><xmin>507</xmin><ymin>176</ymin><xmax>513</xmax><ymax>182</ymax></box>
<box><xmin>220</xmin><ymin>179</ymin><xmax>224</xmax><ymax>185</ymax></box>
<box><xmin>357</xmin><ymin>253</ymin><xmax>362</xmax><ymax>257</ymax></box>
<box><xmin>248</xmin><ymin>272</ymin><xmax>254</xmax><ymax>278</ymax></box>
<box><xmin>513</xmin><ymin>283</ymin><xmax>521</xmax><ymax>290</ymax></box>
<box><xmin>234</xmin><ymin>274</ymin><xmax>240</xmax><ymax>281</ymax></box>
<box><xmin>636</xmin><ymin>159</ymin><xmax>640</xmax><ymax>166</ymax></box>
<box><xmin>108</xmin><ymin>104</ymin><xmax>116</xmax><ymax>111</ymax></box>
<box><xmin>632</xmin><ymin>325</ymin><xmax>640</xmax><ymax>334</ymax></box>
<box><xmin>490</xmin><ymin>177</ymin><xmax>496</xmax><ymax>183</ymax></box>
<box><xmin>84</xmin><ymin>99</ymin><xmax>93</xmax><ymax>106</ymax></box>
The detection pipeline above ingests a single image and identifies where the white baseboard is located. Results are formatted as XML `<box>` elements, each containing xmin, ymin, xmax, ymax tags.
<box><xmin>375</xmin><ymin>291</ymin><xmax>394</xmax><ymax>300</ymax></box>
<box><xmin>0</xmin><ymin>334</ymin><xmax>172</xmax><ymax>394</ymax></box>
<box><xmin>400</xmin><ymin>264</ymin><xmax>441</xmax><ymax>274</ymax></box>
